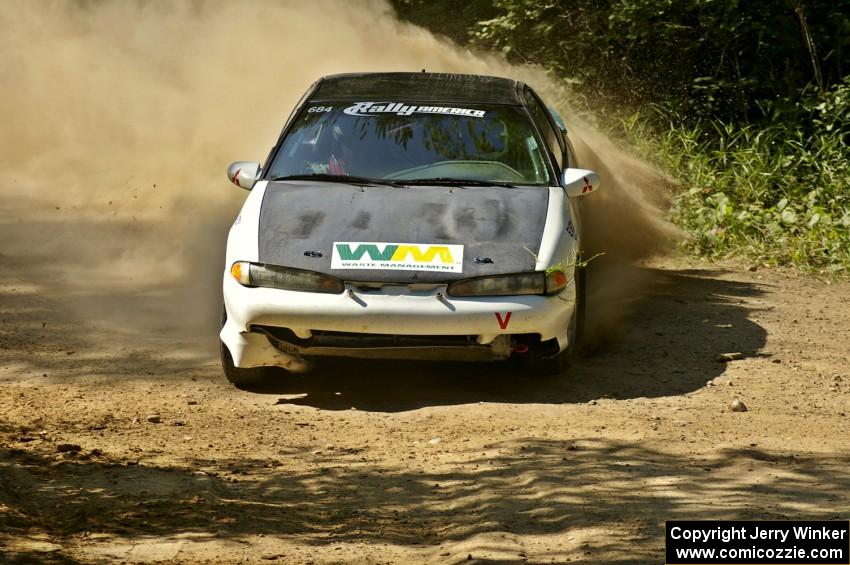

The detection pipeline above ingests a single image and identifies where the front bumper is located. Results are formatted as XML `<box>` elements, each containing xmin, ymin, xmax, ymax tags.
<box><xmin>220</xmin><ymin>275</ymin><xmax>576</xmax><ymax>368</ymax></box>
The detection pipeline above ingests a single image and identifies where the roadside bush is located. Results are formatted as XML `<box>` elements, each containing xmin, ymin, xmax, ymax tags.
<box><xmin>626</xmin><ymin>79</ymin><xmax>850</xmax><ymax>271</ymax></box>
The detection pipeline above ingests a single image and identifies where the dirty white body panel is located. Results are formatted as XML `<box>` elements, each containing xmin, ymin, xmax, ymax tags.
<box><xmin>220</xmin><ymin>182</ymin><xmax>579</xmax><ymax>368</ymax></box>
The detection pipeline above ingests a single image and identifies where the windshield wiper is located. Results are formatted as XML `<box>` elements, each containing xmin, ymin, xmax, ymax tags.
<box><xmin>269</xmin><ymin>174</ymin><xmax>401</xmax><ymax>187</ymax></box>
<box><xmin>399</xmin><ymin>177</ymin><xmax>516</xmax><ymax>188</ymax></box>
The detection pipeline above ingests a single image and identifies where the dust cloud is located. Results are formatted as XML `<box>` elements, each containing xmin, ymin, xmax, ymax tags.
<box><xmin>564</xmin><ymin>114</ymin><xmax>681</xmax><ymax>346</ymax></box>
<box><xmin>0</xmin><ymin>0</ymin><xmax>674</xmax><ymax>357</ymax></box>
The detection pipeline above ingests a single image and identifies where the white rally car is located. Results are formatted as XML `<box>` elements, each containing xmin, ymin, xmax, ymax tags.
<box><xmin>220</xmin><ymin>72</ymin><xmax>600</xmax><ymax>385</ymax></box>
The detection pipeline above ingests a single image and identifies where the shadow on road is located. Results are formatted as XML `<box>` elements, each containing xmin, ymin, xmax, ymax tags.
<box><xmin>0</xmin><ymin>436</ymin><xmax>845</xmax><ymax>563</ymax></box>
<box><xmin>247</xmin><ymin>264</ymin><xmax>769</xmax><ymax>411</ymax></box>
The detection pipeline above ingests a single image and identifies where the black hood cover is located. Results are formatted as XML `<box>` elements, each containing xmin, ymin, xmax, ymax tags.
<box><xmin>257</xmin><ymin>182</ymin><xmax>549</xmax><ymax>283</ymax></box>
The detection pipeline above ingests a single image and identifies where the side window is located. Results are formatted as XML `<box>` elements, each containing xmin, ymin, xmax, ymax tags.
<box><xmin>524</xmin><ymin>88</ymin><xmax>564</xmax><ymax>171</ymax></box>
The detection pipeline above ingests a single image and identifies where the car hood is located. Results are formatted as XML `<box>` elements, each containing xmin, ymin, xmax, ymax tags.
<box><xmin>257</xmin><ymin>181</ymin><xmax>550</xmax><ymax>283</ymax></box>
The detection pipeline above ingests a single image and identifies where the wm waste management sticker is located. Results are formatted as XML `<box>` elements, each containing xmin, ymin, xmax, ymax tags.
<box><xmin>331</xmin><ymin>242</ymin><xmax>464</xmax><ymax>273</ymax></box>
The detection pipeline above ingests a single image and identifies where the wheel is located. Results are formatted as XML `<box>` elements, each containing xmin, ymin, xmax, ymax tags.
<box><xmin>518</xmin><ymin>315</ymin><xmax>574</xmax><ymax>377</ymax></box>
<box><xmin>520</xmin><ymin>342</ymin><xmax>568</xmax><ymax>377</ymax></box>
<box><xmin>220</xmin><ymin>306</ymin><xmax>275</xmax><ymax>387</ymax></box>
<box><xmin>574</xmin><ymin>262</ymin><xmax>587</xmax><ymax>350</ymax></box>
<box><xmin>519</xmin><ymin>264</ymin><xmax>585</xmax><ymax>377</ymax></box>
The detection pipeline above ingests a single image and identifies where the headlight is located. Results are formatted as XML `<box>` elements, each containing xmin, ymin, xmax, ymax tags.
<box><xmin>230</xmin><ymin>262</ymin><xmax>344</xmax><ymax>294</ymax></box>
<box><xmin>447</xmin><ymin>270</ymin><xmax>568</xmax><ymax>297</ymax></box>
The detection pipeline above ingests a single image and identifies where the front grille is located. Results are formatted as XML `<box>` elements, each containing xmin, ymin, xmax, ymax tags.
<box><xmin>251</xmin><ymin>325</ymin><xmax>479</xmax><ymax>349</ymax></box>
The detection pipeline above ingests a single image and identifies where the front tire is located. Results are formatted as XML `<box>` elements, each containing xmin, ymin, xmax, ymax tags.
<box><xmin>520</xmin><ymin>264</ymin><xmax>585</xmax><ymax>377</ymax></box>
<box><xmin>520</xmin><ymin>343</ymin><xmax>568</xmax><ymax>376</ymax></box>
<box><xmin>220</xmin><ymin>306</ymin><xmax>275</xmax><ymax>387</ymax></box>
<box><xmin>574</xmin><ymin>262</ymin><xmax>587</xmax><ymax>349</ymax></box>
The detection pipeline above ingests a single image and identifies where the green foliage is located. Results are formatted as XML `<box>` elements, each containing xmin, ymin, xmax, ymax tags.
<box><xmin>468</xmin><ymin>0</ymin><xmax>850</xmax><ymax>122</ymax></box>
<box><xmin>622</xmin><ymin>79</ymin><xmax>850</xmax><ymax>271</ymax></box>
<box><xmin>390</xmin><ymin>0</ymin><xmax>495</xmax><ymax>46</ymax></box>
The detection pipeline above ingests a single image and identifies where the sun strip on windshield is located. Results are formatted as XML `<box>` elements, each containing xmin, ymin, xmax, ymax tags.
<box><xmin>342</xmin><ymin>102</ymin><xmax>486</xmax><ymax>118</ymax></box>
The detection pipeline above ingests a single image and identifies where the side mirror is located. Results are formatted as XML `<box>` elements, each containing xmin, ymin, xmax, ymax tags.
<box><xmin>562</xmin><ymin>168</ymin><xmax>600</xmax><ymax>197</ymax></box>
<box><xmin>227</xmin><ymin>161</ymin><xmax>261</xmax><ymax>190</ymax></box>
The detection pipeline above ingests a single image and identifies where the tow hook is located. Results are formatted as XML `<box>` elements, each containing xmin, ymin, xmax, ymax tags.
<box><xmin>436</xmin><ymin>292</ymin><xmax>455</xmax><ymax>311</ymax></box>
<box><xmin>347</xmin><ymin>289</ymin><xmax>367</xmax><ymax>308</ymax></box>
<box><xmin>513</xmin><ymin>343</ymin><xmax>529</xmax><ymax>354</ymax></box>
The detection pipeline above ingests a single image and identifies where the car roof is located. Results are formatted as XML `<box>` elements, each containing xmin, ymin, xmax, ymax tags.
<box><xmin>309</xmin><ymin>72</ymin><xmax>525</xmax><ymax>105</ymax></box>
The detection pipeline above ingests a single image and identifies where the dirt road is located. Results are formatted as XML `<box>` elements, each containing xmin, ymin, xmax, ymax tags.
<box><xmin>2</xmin><ymin>215</ymin><xmax>848</xmax><ymax>563</ymax></box>
<box><xmin>3</xmin><ymin>2</ymin><xmax>847</xmax><ymax>561</ymax></box>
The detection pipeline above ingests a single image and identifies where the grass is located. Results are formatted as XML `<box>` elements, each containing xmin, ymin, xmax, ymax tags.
<box><xmin>617</xmin><ymin>87</ymin><xmax>850</xmax><ymax>273</ymax></box>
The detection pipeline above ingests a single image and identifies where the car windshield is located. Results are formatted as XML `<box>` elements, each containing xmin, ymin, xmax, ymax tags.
<box><xmin>266</xmin><ymin>101</ymin><xmax>554</xmax><ymax>186</ymax></box>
